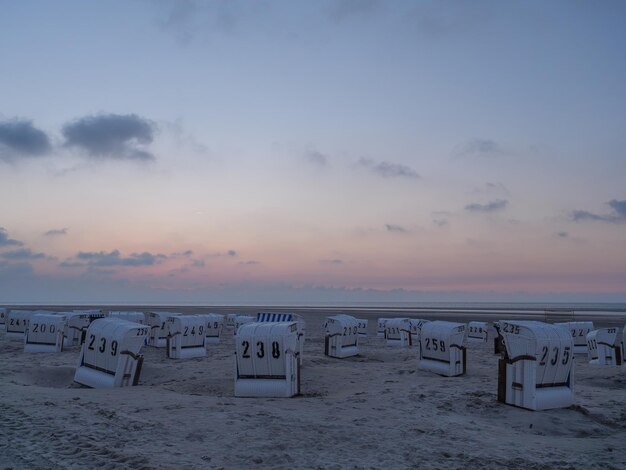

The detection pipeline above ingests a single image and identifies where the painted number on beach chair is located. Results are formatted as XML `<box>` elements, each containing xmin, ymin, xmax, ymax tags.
<box><xmin>424</xmin><ymin>338</ymin><xmax>446</xmax><ymax>352</ymax></box>
<box><xmin>240</xmin><ymin>340</ymin><xmax>280</xmax><ymax>359</ymax></box>
<box><xmin>32</xmin><ymin>323</ymin><xmax>56</xmax><ymax>334</ymax></box>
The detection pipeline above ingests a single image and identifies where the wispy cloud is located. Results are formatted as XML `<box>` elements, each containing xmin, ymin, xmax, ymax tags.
<box><xmin>571</xmin><ymin>199</ymin><xmax>626</xmax><ymax>223</ymax></box>
<box><xmin>0</xmin><ymin>119</ymin><xmax>51</xmax><ymax>161</ymax></box>
<box><xmin>304</xmin><ymin>148</ymin><xmax>329</xmax><ymax>167</ymax></box>
<box><xmin>465</xmin><ymin>199</ymin><xmax>509</xmax><ymax>213</ymax></box>
<box><xmin>62</xmin><ymin>113</ymin><xmax>156</xmax><ymax>160</ymax></box>
<box><xmin>456</xmin><ymin>138</ymin><xmax>506</xmax><ymax>158</ymax></box>
<box><xmin>1</xmin><ymin>248</ymin><xmax>46</xmax><ymax>260</ymax></box>
<box><xmin>385</xmin><ymin>224</ymin><xmax>408</xmax><ymax>233</ymax></box>
<box><xmin>327</xmin><ymin>0</ymin><xmax>381</xmax><ymax>22</ymax></box>
<box><xmin>357</xmin><ymin>158</ymin><xmax>419</xmax><ymax>179</ymax></box>
<box><xmin>319</xmin><ymin>259</ymin><xmax>343</xmax><ymax>265</ymax></box>
<box><xmin>0</xmin><ymin>227</ymin><xmax>23</xmax><ymax>247</ymax></box>
<box><xmin>44</xmin><ymin>228</ymin><xmax>68</xmax><ymax>237</ymax></box>
<box><xmin>62</xmin><ymin>249</ymin><xmax>167</xmax><ymax>268</ymax></box>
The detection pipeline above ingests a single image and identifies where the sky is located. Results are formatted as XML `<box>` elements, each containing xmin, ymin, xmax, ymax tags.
<box><xmin>1</xmin><ymin>0</ymin><xmax>625</xmax><ymax>304</ymax></box>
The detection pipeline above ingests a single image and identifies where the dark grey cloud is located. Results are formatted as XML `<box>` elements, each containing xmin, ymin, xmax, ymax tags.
<box><xmin>1</xmin><ymin>248</ymin><xmax>46</xmax><ymax>260</ymax></box>
<box><xmin>465</xmin><ymin>199</ymin><xmax>509</xmax><ymax>213</ymax></box>
<box><xmin>304</xmin><ymin>149</ymin><xmax>329</xmax><ymax>167</ymax></box>
<box><xmin>227</xmin><ymin>250</ymin><xmax>237</xmax><ymax>257</ymax></box>
<box><xmin>0</xmin><ymin>261</ymin><xmax>35</xmax><ymax>278</ymax></box>
<box><xmin>319</xmin><ymin>259</ymin><xmax>343</xmax><ymax>265</ymax></box>
<box><xmin>171</xmin><ymin>249</ymin><xmax>194</xmax><ymax>257</ymax></box>
<box><xmin>0</xmin><ymin>227</ymin><xmax>23</xmax><ymax>247</ymax></box>
<box><xmin>385</xmin><ymin>224</ymin><xmax>407</xmax><ymax>233</ymax></box>
<box><xmin>62</xmin><ymin>114</ymin><xmax>156</xmax><ymax>160</ymax></box>
<box><xmin>357</xmin><ymin>158</ymin><xmax>419</xmax><ymax>179</ymax></box>
<box><xmin>238</xmin><ymin>260</ymin><xmax>260</xmax><ymax>266</ymax></box>
<box><xmin>327</xmin><ymin>0</ymin><xmax>381</xmax><ymax>22</ymax></box>
<box><xmin>557</xmin><ymin>232</ymin><xmax>569</xmax><ymax>238</ymax></box>
<box><xmin>457</xmin><ymin>139</ymin><xmax>505</xmax><ymax>158</ymax></box>
<box><xmin>0</xmin><ymin>119</ymin><xmax>51</xmax><ymax>160</ymax></box>
<box><xmin>72</xmin><ymin>249</ymin><xmax>167</xmax><ymax>267</ymax></box>
<box><xmin>571</xmin><ymin>199</ymin><xmax>626</xmax><ymax>223</ymax></box>
<box><xmin>44</xmin><ymin>228</ymin><xmax>68</xmax><ymax>237</ymax></box>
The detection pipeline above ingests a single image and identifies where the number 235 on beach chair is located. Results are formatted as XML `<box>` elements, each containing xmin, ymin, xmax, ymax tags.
<box><xmin>74</xmin><ymin>318</ymin><xmax>148</xmax><ymax>388</ymax></box>
<box><xmin>497</xmin><ymin>321</ymin><xmax>574</xmax><ymax>411</ymax></box>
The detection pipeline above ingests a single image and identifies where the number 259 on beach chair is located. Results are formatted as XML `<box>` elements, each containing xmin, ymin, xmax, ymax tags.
<box><xmin>419</xmin><ymin>321</ymin><xmax>467</xmax><ymax>377</ymax></box>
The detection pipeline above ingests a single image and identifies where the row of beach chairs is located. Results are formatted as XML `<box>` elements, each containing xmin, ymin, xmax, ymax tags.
<box><xmin>1</xmin><ymin>308</ymin><xmax>624</xmax><ymax>411</ymax></box>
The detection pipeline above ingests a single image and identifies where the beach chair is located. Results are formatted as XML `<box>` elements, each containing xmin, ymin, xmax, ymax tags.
<box><xmin>497</xmin><ymin>320</ymin><xmax>574</xmax><ymax>410</ymax></box>
<box><xmin>408</xmin><ymin>319</ymin><xmax>429</xmax><ymax>349</ymax></box>
<box><xmin>197</xmin><ymin>313</ymin><xmax>225</xmax><ymax>345</ymax></box>
<box><xmin>60</xmin><ymin>310</ymin><xmax>106</xmax><ymax>347</ymax></box>
<box><xmin>586</xmin><ymin>328</ymin><xmax>622</xmax><ymax>366</ymax></box>
<box><xmin>145</xmin><ymin>311</ymin><xmax>181</xmax><ymax>347</ymax></box>
<box><xmin>467</xmin><ymin>321</ymin><xmax>489</xmax><ymax>343</ymax></box>
<box><xmin>324</xmin><ymin>314</ymin><xmax>359</xmax><ymax>358</ymax></box>
<box><xmin>233</xmin><ymin>315</ymin><xmax>255</xmax><ymax>336</ymax></box>
<box><xmin>166</xmin><ymin>315</ymin><xmax>207</xmax><ymax>359</ymax></box>
<box><xmin>24</xmin><ymin>313</ymin><xmax>67</xmax><ymax>353</ymax></box>
<box><xmin>555</xmin><ymin>322</ymin><xmax>594</xmax><ymax>355</ymax></box>
<box><xmin>419</xmin><ymin>321</ymin><xmax>467</xmax><ymax>377</ymax></box>
<box><xmin>225</xmin><ymin>313</ymin><xmax>237</xmax><ymax>330</ymax></box>
<box><xmin>385</xmin><ymin>318</ymin><xmax>412</xmax><ymax>347</ymax></box>
<box><xmin>377</xmin><ymin>318</ymin><xmax>389</xmax><ymax>338</ymax></box>
<box><xmin>356</xmin><ymin>318</ymin><xmax>368</xmax><ymax>339</ymax></box>
<box><xmin>235</xmin><ymin>322</ymin><xmax>301</xmax><ymax>397</ymax></box>
<box><xmin>6</xmin><ymin>310</ymin><xmax>50</xmax><ymax>340</ymax></box>
<box><xmin>74</xmin><ymin>318</ymin><xmax>148</xmax><ymax>388</ymax></box>
<box><xmin>107</xmin><ymin>311</ymin><xmax>146</xmax><ymax>324</ymax></box>
<box><xmin>256</xmin><ymin>312</ymin><xmax>306</xmax><ymax>357</ymax></box>
<box><xmin>493</xmin><ymin>321</ymin><xmax>506</xmax><ymax>355</ymax></box>
<box><xmin>622</xmin><ymin>325</ymin><xmax>626</xmax><ymax>373</ymax></box>
<box><xmin>0</xmin><ymin>307</ymin><xmax>7</xmax><ymax>330</ymax></box>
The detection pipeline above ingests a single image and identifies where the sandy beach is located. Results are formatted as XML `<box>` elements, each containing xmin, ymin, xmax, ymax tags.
<box><xmin>1</xmin><ymin>308</ymin><xmax>625</xmax><ymax>469</ymax></box>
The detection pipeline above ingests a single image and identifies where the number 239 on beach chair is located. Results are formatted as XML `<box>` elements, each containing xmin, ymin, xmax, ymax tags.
<box><xmin>166</xmin><ymin>315</ymin><xmax>207</xmax><ymax>359</ymax></box>
<box><xmin>497</xmin><ymin>321</ymin><xmax>574</xmax><ymax>411</ymax></box>
<box><xmin>24</xmin><ymin>313</ymin><xmax>67</xmax><ymax>353</ymax></box>
<box><xmin>324</xmin><ymin>314</ymin><xmax>359</xmax><ymax>358</ymax></box>
<box><xmin>235</xmin><ymin>322</ymin><xmax>301</xmax><ymax>398</ymax></box>
<box><xmin>74</xmin><ymin>318</ymin><xmax>148</xmax><ymax>388</ymax></box>
<box><xmin>418</xmin><ymin>321</ymin><xmax>467</xmax><ymax>377</ymax></box>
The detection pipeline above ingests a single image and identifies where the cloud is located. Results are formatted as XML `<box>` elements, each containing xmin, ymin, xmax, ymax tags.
<box><xmin>457</xmin><ymin>139</ymin><xmax>506</xmax><ymax>158</ymax></box>
<box><xmin>357</xmin><ymin>158</ymin><xmax>419</xmax><ymax>179</ymax></box>
<box><xmin>465</xmin><ymin>199</ymin><xmax>509</xmax><ymax>213</ymax></box>
<box><xmin>1</xmin><ymin>248</ymin><xmax>46</xmax><ymax>260</ymax></box>
<box><xmin>571</xmin><ymin>199</ymin><xmax>626</xmax><ymax>223</ymax></box>
<box><xmin>0</xmin><ymin>119</ymin><xmax>51</xmax><ymax>161</ymax></box>
<box><xmin>433</xmin><ymin>218</ymin><xmax>448</xmax><ymax>227</ymax></box>
<box><xmin>385</xmin><ymin>224</ymin><xmax>407</xmax><ymax>233</ymax></box>
<box><xmin>171</xmin><ymin>249</ymin><xmax>194</xmax><ymax>257</ymax></box>
<box><xmin>238</xmin><ymin>260</ymin><xmax>260</xmax><ymax>266</ymax></box>
<box><xmin>44</xmin><ymin>228</ymin><xmax>68</xmax><ymax>237</ymax></box>
<box><xmin>304</xmin><ymin>148</ymin><xmax>328</xmax><ymax>167</ymax></box>
<box><xmin>557</xmin><ymin>232</ymin><xmax>569</xmax><ymax>238</ymax></box>
<box><xmin>71</xmin><ymin>249</ymin><xmax>167</xmax><ymax>267</ymax></box>
<box><xmin>327</xmin><ymin>0</ymin><xmax>381</xmax><ymax>22</ymax></box>
<box><xmin>62</xmin><ymin>114</ymin><xmax>156</xmax><ymax>160</ymax></box>
<box><xmin>319</xmin><ymin>259</ymin><xmax>343</xmax><ymax>265</ymax></box>
<box><xmin>227</xmin><ymin>250</ymin><xmax>237</xmax><ymax>257</ymax></box>
<box><xmin>0</xmin><ymin>227</ymin><xmax>23</xmax><ymax>247</ymax></box>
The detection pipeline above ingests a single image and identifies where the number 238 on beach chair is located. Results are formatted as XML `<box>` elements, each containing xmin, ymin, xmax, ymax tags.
<box><xmin>235</xmin><ymin>322</ymin><xmax>301</xmax><ymax>398</ymax></box>
<box><xmin>497</xmin><ymin>321</ymin><xmax>574</xmax><ymax>411</ymax></box>
<box><xmin>256</xmin><ymin>312</ymin><xmax>306</xmax><ymax>358</ymax></box>
<box><xmin>324</xmin><ymin>314</ymin><xmax>359</xmax><ymax>358</ymax></box>
<box><xmin>418</xmin><ymin>321</ymin><xmax>467</xmax><ymax>377</ymax></box>
<box><xmin>74</xmin><ymin>318</ymin><xmax>148</xmax><ymax>388</ymax></box>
